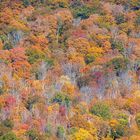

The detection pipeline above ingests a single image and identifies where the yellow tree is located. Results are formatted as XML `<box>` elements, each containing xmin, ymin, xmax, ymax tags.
<box><xmin>69</xmin><ymin>128</ymin><xmax>97</xmax><ymax>140</ymax></box>
<box><xmin>67</xmin><ymin>37</ymin><xmax>90</xmax><ymax>56</ymax></box>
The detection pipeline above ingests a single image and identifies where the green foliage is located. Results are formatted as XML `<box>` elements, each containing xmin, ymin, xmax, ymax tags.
<box><xmin>3</xmin><ymin>43</ymin><xmax>13</xmax><ymax>50</ymax></box>
<box><xmin>23</xmin><ymin>0</ymin><xmax>31</xmax><ymax>6</ymax></box>
<box><xmin>25</xmin><ymin>95</ymin><xmax>40</xmax><ymax>110</ymax></box>
<box><xmin>0</xmin><ymin>87</ymin><xmax>4</xmax><ymax>95</ymax></box>
<box><xmin>57</xmin><ymin>126</ymin><xmax>65</xmax><ymax>139</ymax></box>
<box><xmin>97</xmin><ymin>16</ymin><xmax>114</xmax><ymax>30</ymax></box>
<box><xmin>52</xmin><ymin>93</ymin><xmax>70</xmax><ymax>107</ymax></box>
<box><xmin>72</xmin><ymin>6</ymin><xmax>92</xmax><ymax>19</ymax></box>
<box><xmin>90</xmin><ymin>102</ymin><xmax>111</xmax><ymax>120</ymax></box>
<box><xmin>115</xmin><ymin>14</ymin><xmax>126</xmax><ymax>24</ymax></box>
<box><xmin>0</xmin><ymin>125</ymin><xmax>10</xmax><ymax>137</ymax></box>
<box><xmin>0</xmin><ymin>132</ymin><xmax>19</xmax><ymax>140</ymax></box>
<box><xmin>111</xmin><ymin>40</ymin><xmax>124</xmax><ymax>53</ymax></box>
<box><xmin>0</xmin><ymin>0</ymin><xmax>140</xmax><ymax>139</ymax></box>
<box><xmin>106</xmin><ymin>57</ymin><xmax>129</xmax><ymax>75</ymax></box>
<box><xmin>68</xmin><ymin>127</ymin><xmax>78</xmax><ymax>135</ymax></box>
<box><xmin>85</xmin><ymin>54</ymin><xmax>95</xmax><ymax>64</ymax></box>
<box><xmin>45</xmin><ymin>124</ymin><xmax>52</xmax><ymax>137</ymax></box>
<box><xmin>111</xmin><ymin>113</ymin><xmax>129</xmax><ymax>139</ymax></box>
<box><xmin>26</xmin><ymin>47</ymin><xmax>46</xmax><ymax>64</ymax></box>
<box><xmin>0</xmin><ymin>35</ymin><xmax>7</xmax><ymax>43</ymax></box>
<box><xmin>26</xmin><ymin>129</ymin><xmax>46</xmax><ymax>140</ymax></box>
<box><xmin>2</xmin><ymin>119</ymin><xmax>14</xmax><ymax>129</ymax></box>
<box><xmin>47</xmin><ymin>0</ymin><xmax>69</xmax><ymax>9</ymax></box>
<box><xmin>70</xmin><ymin>0</ymin><xmax>100</xmax><ymax>19</ymax></box>
<box><xmin>111</xmin><ymin>125</ymin><xmax>125</xmax><ymax>139</ymax></box>
<box><xmin>110</xmin><ymin>121</ymin><xmax>129</xmax><ymax>139</ymax></box>
<box><xmin>130</xmin><ymin>0</ymin><xmax>140</xmax><ymax>8</ymax></box>
<box><xmin>117</xmin><ymin>113</ymin><xmax>129</xmax><ymax>127</ymax></box>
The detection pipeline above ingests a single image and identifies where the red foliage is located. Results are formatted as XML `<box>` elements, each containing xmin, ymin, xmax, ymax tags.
<box><xmin>59</xmin><ymin>105</ymin><xmax>66</xmax><ymax>116</ymax></box>
<box><xmin>5</xmin><ymin>95</ymin><xmax>16</xmax><ymax>107</ymax></box>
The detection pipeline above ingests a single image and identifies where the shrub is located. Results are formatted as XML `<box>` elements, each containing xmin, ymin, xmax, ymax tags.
<box><xmin>117</xmin><ymin>113</ymin><xmax>129</xmax><ymax>127</ymax></box>
<box><xmin>45</xmin><ymin>124</ymin><xmax>52</xmax><ymax>137</ymax></box>
<box><xmin>52</xmin><ymin>93</ymin><xmax>70</xmax><ymax>107</ymax></box>
<box><xmin>0</xmin><ymin>132</ymin><xmax>18</xmax><ymax>140</ymax></box>
<box><xmin>23</xmin><ymin>0</ymin><xmax>31</xmax><ymax>6</ymax></box>
<box><xmin>0</xmin><ymin>125</ymin><xmax>10</xmax><ymax>137</ymax></box>
<box><xmin>111</xmin><ymin>40</ymin><xmax>124</xmax><ymax>53</ymax></box>
<box><xmin>85</xmin><ymin>54</ymin><xmax>95</xmax><ymax>64</ymax></box>
<box><xmin>26</xmin><ymin>46</ymin><xmax>46</xmax><ymax>64</ymax></box>
<box><xmin>106</xmin><ymin>57</ymin><xmax>129</xmax><ymax>76</ymax></box>
<box><xmin>2</xmin><ymin>119</ymin><xmax>14</xmax><ymax>129</ymax></box>
<box><xmin>46</xmin><ymin>0</ymin><xmax>69</xmax><ymax>9</ymax></box>
<box><xmin>115</xmin><ymin>14</ymin><xmax>126</xmax><ymax>24</ymax></box>
<box><xmin>90</xmin><ymin>102</ymin><xmax>111</xmax><ymax>120</ymax></box>
<box><xmin>0</xmin><ymin>87</ymin><xmax>4</xmax><ymax>95</ymax></box>
<box><xmin>70</xmin><ymin>0</ymin><xmax>100</xmax><ymax>19</ymax></box>
<box><xmin>3</xmin><ymin>43</ymin><xmax>13</xmax><ymax>50</ymax></box>
<box><xmin>57</xmin><ymin>126</ymin><xmax>65</xmax><ymax>139</ymax></box>
<box><xmin>25</xmin><ymin>95</ymin><xmax>40</xmax><ymax>110</ymax></box>
<box><xmin>69</xmin><ymin>128</ymin><xmax>94</xmax><ymax>140</ymax></box>
<box><xmin>26</xmin><ymin>129</ymin><xmax>46</xmax><ymax>140</ymax></box>
<box><xmin>110</xmin><ymin>113</ymin><xmax>129</xmax><ymax>139</ymax></box>
<box><xmin>72</xmin><ymin>6</ymin><xmax>91</xmax><ymax>19</ymax></box>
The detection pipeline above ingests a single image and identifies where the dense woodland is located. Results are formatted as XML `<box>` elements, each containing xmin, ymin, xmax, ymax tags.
<box><xmin>0</xmin><ymin>0</ymin><xmax>140</xmax><ymax>139</ymax></box>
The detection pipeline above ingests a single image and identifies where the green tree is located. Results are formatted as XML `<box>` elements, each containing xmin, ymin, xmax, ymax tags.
<box><xmin>26</xmin><ymin>129</ymin><xmax>46</xmax><ymax>140</ymax></box>
<box><xmin>57</xmin><ymin>126</ymin><xmax>65</xmax><ymax>139</ymax></box>
<box><xmin>0</xmin><ymin>132</ymin><xmax>19</xmax><ymax>140</ymax></box>
<box><xmin>23</xmin><ymin>0</ymin><xmax>31</xmax><ymax>6</ymax></box>
<box><xmin>90</xmin><ymin>102</ymin><xmax>111</xmax><ymax>120</ymax></box>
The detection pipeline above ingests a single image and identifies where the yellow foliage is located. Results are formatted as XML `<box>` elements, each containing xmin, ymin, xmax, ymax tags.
<box><xmin>45</xmin><ymin>15</ymin><xmax>57</xmax><ymax>41</ymax></box>
<box><xmin>60</xmin><ymin>75</ymin><xmax>75</xmax><ymax>96</ymax></box>
<box><xmin>48</xmin><ymin>103</ymin><xmax>59</xmax><ymax>113</ymax></box>
<box><xmin>69</xmin><ymin>128</ymin><xmax>97</xmax><ymax>140</ymax></box>
<box><xmin>109</xmin><ymin>119</ymin><xmax>119</xmax><ymax>127</ymax></box>
<box><xmin>67</xmin><ymin>37</ymin><xmax>90</xmax><ymax>56</ymax></box>
<box><xmin>133</xmin><ymin>90</ymin><xmax>140</xmax><ymax>97</ymax></box>
<box><xmin>68</xmin><ymin>52</ymin><xmax>85</xmax><ymax>65</ymax></box>
<box><xmin>13</xmin><ymin>129</ymin><xmax>26</xmax><ymax>137</ymax></box>
<box><xmin>55</xmin><ymin>9</ymin><xmax>73</xmax><ymax>25</ymax></box>
<box><xmin>32</xmin><ymin>80</ymin><xmax>43</xmax><ymax>92</ymax></box>
<box><xmin>13</xmin><ymin>73</ymin><xmax>21</xmax><ymax>81</ymax></box>
<box><xmin>62</xmin><ymin>83</ymin><xmax>75</xmax><ymax>95</ymax></box>
<box><xmin>97</xmin><ymin>34</ymin><xmax>110</xmax><ymax>41</ymax></box>
<box><xmin>69</xmin><ymin>114</ymin><xmax>96</xmax><ymax>135</ymax></box>
<box><xmin>87</xmin><ymin>46</ymin><xmax>104</xmax><ymax>59</ymax></box>
<box><xmin>30</xmin><ymin>34</ymin><xmax>49</xmax><ymax>49</ymax></box>
<box><xmin>10</xmin><ymin>19</ymin><xmax>29</xmax><ymax>31</ymax></box>
<box><xmin>0</xmin><ymin>7</ymin><xmax>29</xmax><ymax>32</ymax></box>
<box><xmin>97</xmin><ymin>15</ymin><xmax>115</xmax><ymax>26</ymax></box>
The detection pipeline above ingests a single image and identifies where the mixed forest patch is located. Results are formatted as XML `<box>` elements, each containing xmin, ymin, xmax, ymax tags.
<box><xmin>0</xmin><ymin>0</ymin><xmax>140</xmax><ymax>139</ymax></box>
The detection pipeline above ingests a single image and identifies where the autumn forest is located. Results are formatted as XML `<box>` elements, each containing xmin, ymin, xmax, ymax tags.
<box><xmin>0</xmin><ymin>0</ymin><xmax>140</xmax><ymax>139</ymax></box>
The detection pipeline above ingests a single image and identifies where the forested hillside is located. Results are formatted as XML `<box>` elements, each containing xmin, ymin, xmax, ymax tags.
<box><xmin>0</xmin><ymin>0</ymin><xmax>140</xmax><ymax>139</ymax></box>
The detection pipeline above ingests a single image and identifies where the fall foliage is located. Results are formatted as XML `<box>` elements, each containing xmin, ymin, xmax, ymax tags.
<box><xmin>0</xmin><ymin>0</ymin><xmax>140</xmax><ymax>140</ymax></box>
